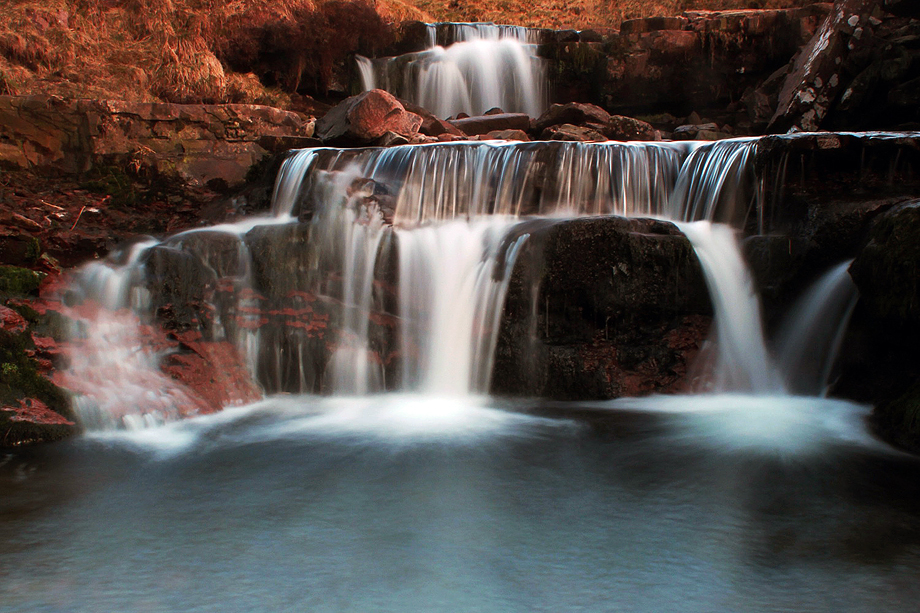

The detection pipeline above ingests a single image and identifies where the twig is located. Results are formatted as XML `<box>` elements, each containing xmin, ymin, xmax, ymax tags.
<box><xmin>70</xmin><ymin>205</ymin><xmax>87</xmax><ymax>230</ymax></box>
<box><xmin>40</xmin><ymin>200</ymin><xmax>65</xmax><ymax>211</ymax></box>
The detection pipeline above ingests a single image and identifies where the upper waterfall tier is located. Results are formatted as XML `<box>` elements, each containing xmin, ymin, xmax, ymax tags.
<box><xmin>357</xmin><ymin>23</ymin><xmax>548</xmax><ymax>118</ymax></box>
<box><xmin>272</xmin><ymin>139</ymin><xmax>760</xmax><ymax>227</ymax></box>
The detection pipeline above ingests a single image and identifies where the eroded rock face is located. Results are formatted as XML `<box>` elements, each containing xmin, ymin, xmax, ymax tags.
<box><xmin>0</xmin><ymin>96</ymin><xmax>318</xmax><ymax>186</ymax></box>
<box><xmin>492</xmin><ymin>217</ymin><xmax>712</xmax><ymax>400</ymax></box>
<box><xmin>314</xmin><ymin>89</ymin><xmax>422</xmax><ymax>145</ymax></box>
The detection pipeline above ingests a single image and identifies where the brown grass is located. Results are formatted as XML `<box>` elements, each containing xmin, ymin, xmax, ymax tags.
<box><xmin>0</xmin><ymin>0</ymin><xmax>815</xmax><ymax>106</ymax></box>
<box><xmin>407</xmin><ymin>0</ymin><xmax>814</xmax><ymax>29</ymax></box>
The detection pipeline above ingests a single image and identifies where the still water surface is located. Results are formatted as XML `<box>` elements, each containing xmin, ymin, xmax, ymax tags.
<box><xmin>2</xmin><ymin>395</ymin><xmax>919</xmax><ymax>613</ymax></box>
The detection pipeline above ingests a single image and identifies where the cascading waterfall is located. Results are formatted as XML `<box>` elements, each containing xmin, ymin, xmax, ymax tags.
<box><xmin>60</xmin><ymin>136</ymin><xmax>859</xmax><ymax>429</ymax></box>
<box><xmin>776</xmin><ymin>261</ymin><xmax>859</xmax><ymax>396</ymax></box>
<box><xmin>356</xmin><ymin>23</ymin><xmax>547</xmax><ymax>118</ymax></box>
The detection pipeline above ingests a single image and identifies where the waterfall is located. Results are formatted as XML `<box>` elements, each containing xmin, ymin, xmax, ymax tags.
<box><xmin>59</xmin><ymin>137</ymin><xmax>858</xmax><ymax>430</ymax></box>
<box><xmin>356</xmin><ymin>24</ymin><xmax>547</xmax><ymax>118</ymax></box>
<box><xmin>776</xmin><ymin>261</ymin><xmax>859</xmax><ymax>396</ymax></box>
<box><xmin>677</xmin><ymin>222</ymin><xmax>783</xmax><ymax>394</ymax></box>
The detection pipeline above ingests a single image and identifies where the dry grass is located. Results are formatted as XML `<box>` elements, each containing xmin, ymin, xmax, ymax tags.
<box><xmin>406</xmin><ymin>0</ymin><xmax>814</xmax><ymax>29</ymax></box>
<box><xmin>0</xmin><ymin>0</ymin><xmax>815</xmax><ymax>105</ymax></box>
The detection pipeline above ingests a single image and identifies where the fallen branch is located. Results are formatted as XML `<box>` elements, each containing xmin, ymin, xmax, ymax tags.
<box><xmin>70</xmin><ymin>205</ymin><xmax>87</xmax><ymax>231</ymax></box>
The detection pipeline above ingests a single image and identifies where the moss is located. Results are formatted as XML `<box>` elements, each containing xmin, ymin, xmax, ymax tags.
<box><xmin>0</xmin><ymin>265</ymin><xmax>44</xmax><ymax>296</ymax></box>
<box><xmin>81</xmin><ymin>164</ymin><xmax>140</xmax><ymax>209</ymax></box>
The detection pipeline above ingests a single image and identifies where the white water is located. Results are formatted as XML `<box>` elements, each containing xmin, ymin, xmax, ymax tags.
<box><xmin>60</xmin><ymin>137</ymin><xmax>863</xmax><ymax>445</ymax></box>
<box><xmin>776</xmin><ymin>260</ymin><xmax>859</xmax><ymax>395</ymax></box>
<box><xmin>678</xmin><ymin>222</ymin><xmax>782</xmax><ymax>393</ymax></box>
<box><xmin>357</xmin><ymin>27</ymin><xmax>547</xmax><ymax>118</ymax></box>
<box><xmin>398</xmin><ymin>219</ymin><xmax>528</xmax><ymax>395</ymax></box>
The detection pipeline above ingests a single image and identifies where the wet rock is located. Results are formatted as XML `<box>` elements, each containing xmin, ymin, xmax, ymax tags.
<box><xmin>533</xmin><ymin>102</ymin><xmax>611</xmax><ymax>133</ymax></box>
<box><xmin>485</xmin><ymin>130</ymin><xmax>531</xmax><ymax>141</ymax></box>
<box><xmin>540</xmin><ymin>123</ymin><xmax>607</xmax><ymax>142</ymax></box>
<box><xmin>447</xmin><ymin>113</ymin><xmax>532</xmax><ymax>136</ymax></box>
<box><xmin>493</xmin><ymin>216</ymin><xmax>711</xmax><ymax>400</ymax></box>
<box><xmin>605</xmin><ymin>115</ymin><xmax>660</xmax><ymax>141</ymax></box>
<box><xmin>314</xmin><ymin>89</ymin><xmax>422</xmax><ymax>145</ymax></box>
<box><xmin>850</xmin><ymin>201</ymin><xmax>920</xmax><ymax>331</ymax></box>
<box><xmin>399</xmin><ymin>99</ymin><xmax>465</xmax><ymax>137</ymax></box>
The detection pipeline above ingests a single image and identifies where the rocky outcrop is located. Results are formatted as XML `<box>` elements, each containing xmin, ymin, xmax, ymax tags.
<box><xmin>769</xmin><ymin>0</ymin><xmax>880</xmax><ymax>132</ymax></box>
<box><xmin>493</xmin><ymin>217</ymin><xmax>711</xmax><ymax>399</ymax></box>
<box><xmin>0</xmin><ymin>96</ymin><xmax>317</xmax><ymax>186</ymax></box>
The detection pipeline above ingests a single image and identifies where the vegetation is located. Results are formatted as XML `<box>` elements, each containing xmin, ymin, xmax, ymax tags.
<box><xmin>0</xmin><ymin>0</ymin><xmax>814</xmax><ymax>106</ymax></box>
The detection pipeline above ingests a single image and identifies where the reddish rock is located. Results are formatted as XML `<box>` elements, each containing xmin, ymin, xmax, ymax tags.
<box><xmin>163</xmin><ymin>339</ymin><xmax>262</xmax><ymax>412</ymax></box>
<box><xmin>534</xmin><ymin>102</ymin><xmax>611</xmax><ymax>133</ymax></box>
<box><xmin>1</xmin><ymin>397</ymin><xmax>74</xmax><ymax>426</ymax></box>
<box><xmin>314</xmin><ymin>89</ymin><xmax>423</xmax><ymax>145</ymax></box>
<box><xmin>620</xmin><ymin>16</ymin><xmax>687</xmax><ymax>35</ymax></box>
<box><xmin>0</xmin><ymin>305</ymin><xmax>27</xmax><ymax>335</ymax></box>
<box><xmin>0</xmin><ymin>95</ymin><xmax>316</xmax><ymax>187</ymax></box>
<box><xmin>485</xmin><ymin>129</ymin><xmax>531</xmax><ymax>141</ymax></box>
<box><xmin>447</xmin><ymin>113</ymin><xmax>532</xmax><ymax>136</ymax></box>
<box><xmin>541</xmin><ymin>124</ymin><xmax>607</xmax><ymax>142</ymax></box>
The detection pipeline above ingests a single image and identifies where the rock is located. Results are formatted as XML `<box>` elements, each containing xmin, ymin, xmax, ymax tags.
<box><xmin>534</xmin><ymin>102</ymin><xmax>611</xmax><ymax>133</ymax></box>
<box><xmin>850</xmin><ymin>201</ymin><xmax>920</xmax><ymax>330</ymax></box>
<box><xmin>0</xmin><ymin>305</ymin><xmax>27</xmax><ymax>335</ymax></box>
<box><xmin>492</xmin><ymin>216</ymin><xmax>711</xmax><ymax>399</ymax></box>
<box><xmin>769</xmin><ymin>0</ymin><xmax>878</xmax><ymax>132</ymax></box>
<box><xmin>377</xmin><ymin>131</ymin><xmax>410</xmax><ymax>147</ymax></box>
<box><xmin>605</xmin><ymin>115</ymin><xmax>660</xmax><ymax>141</ymax></box>
<box><xmin>399</xmin><ymin>99</ymin><xmax>465</xmax><ymax>137</ymax></box>
<box><xmin>540</xmin><ymin>124</ymin><xmax>607</xmax><ymax>142</ymax></box>
<box><xmin>314</xmin><ymin>89</ymin><xmax>422</xmax><ymax>145</ymax></box>
<box><xmin>884</xmin><ymin>0</ymin><xmax>920</xmax><ymax>18</ymax></box>
<box><xmin>0</xmin><ymin>95</ymin><xmax>316</xmax><ymax>188</ymax></box>
<box><xmin>485</xmin><ymin>130</ymin><xmax>531</xmax><ymax>141</ymax></box>
<box><xmin>447</xmin><ymin>113</ymin><xmax>532</xmax><ymax>137</ymax></box>
<box><xmin>620</xmin><ymin>17</ymin><xmax>687</xmax><ymax>35</ymax></box>
<box><xmin>600</xmin><ymin>5</ymin><xmax>830</xmax><ymax>120</ymax></box>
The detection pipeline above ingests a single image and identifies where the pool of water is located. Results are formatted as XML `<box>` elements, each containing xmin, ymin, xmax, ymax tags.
<box><xmin>2</xmin><ymin>394</ymin><xmax>919</xmax><ymax>613</ymax></box>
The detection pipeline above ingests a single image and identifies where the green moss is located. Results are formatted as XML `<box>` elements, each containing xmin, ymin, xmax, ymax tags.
<box><xmin>23</xmin><ymin>236</ymin><xmax>42</xmax><ymax>261</ymax></box>
<box><xmin>0</xmin><ymin>265</ymin><xmax>44</xmax><ymax>296</ymax></box>
<box><xmin>0</xmin><ymin>329</ymin><xmax>73</xmax><ymax>422</ymax></box>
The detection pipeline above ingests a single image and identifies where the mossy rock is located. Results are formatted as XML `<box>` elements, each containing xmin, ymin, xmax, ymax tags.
<box><xmin>0</xmin><ymin>265</ymin><xmax>44</xmax><ymax>296</ymax></box>
<box><xmin>0</xmin><ymin>315</ymin><xmax>76</xmax><ymax>446</ymax></box>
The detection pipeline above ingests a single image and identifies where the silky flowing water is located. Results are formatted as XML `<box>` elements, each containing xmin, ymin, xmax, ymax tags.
<box><xmin>2</xmin><ymin>131</ymin><xmax>914</xmax><ymax>610</ymax></box>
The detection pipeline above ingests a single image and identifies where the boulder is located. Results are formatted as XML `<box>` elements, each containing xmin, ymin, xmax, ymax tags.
<box><xmin>314</xmin><ymin>89</ymin><xmax>422</xmax><ymax>145</ymax></box>
<box><xmin>540</xmin><ymin>124</ymin><xmax>607</xmax><ymax>142</ymax></box>
<box><xmin>484</xmin><ymin>130</ymin><xmax>531</xmax><ymax>141</ymax></box>
<box><xmin>447</xmin><ymin>113</ymin><xmax>532</xmax><ymax>136</ymax></box>
<box><xmin>605</xmin><ymin>115</ymin><xmax>660</xmax><ymax>141</ymax></box>
<box><xmin>534</xmin><ymin>102</ymin><xmax>611</xmax><ymax>133</ymax></box>
<box><xmin>492</xmin><ymin>216</ymin><xmax>711</xmax><ymax>399</ymax></box>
